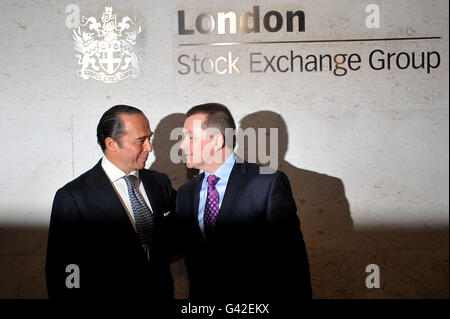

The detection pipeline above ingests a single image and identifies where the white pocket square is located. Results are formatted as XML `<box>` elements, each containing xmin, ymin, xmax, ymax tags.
<box><xmin>163</xmin><ymin>211</ymin><xmax>172</xmax><ymax>217</ymax></box>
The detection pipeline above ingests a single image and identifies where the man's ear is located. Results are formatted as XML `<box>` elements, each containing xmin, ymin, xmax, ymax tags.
<box><xmin>105</xmin><ymin>137</ymin><xmax>119</xmax><ymax>152</ymax></box>
<box><xmin>214</xmin><ymin>133</ymin><xmax>225</xmax><ymax>151</ymax></box>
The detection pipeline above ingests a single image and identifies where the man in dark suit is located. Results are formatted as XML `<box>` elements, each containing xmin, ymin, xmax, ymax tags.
<box><xmin>177</xmin><ymin>103</ymin><xmax>312</xmax><ymax>301</ymax></box>
<box><xmin>46</xmin><ymin>105</ymin><xmax>176</xmax><ymax>300</ymax></box>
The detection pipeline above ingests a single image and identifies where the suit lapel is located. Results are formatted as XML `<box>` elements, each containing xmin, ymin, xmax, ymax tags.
<box><xmin>188</xmin><ymin>173</ymin><xmax>205</xmax><ymax>241</ymax></box>
<box><xmin>193</xmin><ymin>173</ymin><xmax>204</xmax><ymax>219</ymax></box>
<box><xmin>139</xmin><ymin>169</ymin><xmax>163</xmax><ymax>216</ymax></box>
<box><xmin>84</xmin><ymin>161</ymin><xmax>132</xmax><ymax>225</ymax></box>
<box><xmin>216</xmin><ymin>161</ymin><xmax>248</xmax><ymax>224</ymax></box>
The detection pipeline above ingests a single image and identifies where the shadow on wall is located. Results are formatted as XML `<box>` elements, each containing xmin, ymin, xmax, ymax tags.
<box><xmin>0</xmin><ymin>226</ymin><xmax>48</xmax><ymax>298</ymax></box>
<box><xmin>236</xmin><ymin>111</ymin><xmax>448</xmax><ymax>299</ymax></box>
<box><xmin>149</xmin><ymin>113</ymin><xmax>197</xmax><ymax>298</ymax></box>
<box><xmin>237</xmin><ymin>111</ymin><xmax>355</xmax><ymax>248</ymax></box>
<box><xmin>150</xmin><ymin>113</ymin><xmax>198</xmax><ymax>189</ymax></box>
<box><xmin>0</xmin><ymin>112</ymin><xmax>447</xmax><ymax>299</ymax></box>
<box><xmin>0</xmin><ymin>225</ymin><xmax>447</xmax><ymax>298</ymax></box>
<box><xmin>149</xmin><ymin>110</ymin><xmax>449</xmax><ymax>299</ymax></box>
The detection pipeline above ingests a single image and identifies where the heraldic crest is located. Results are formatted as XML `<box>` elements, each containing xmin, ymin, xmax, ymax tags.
<box><xmin>73</xmin><ymin>6</ymin><xmax>143</xmax><ymax>83</ymax></box>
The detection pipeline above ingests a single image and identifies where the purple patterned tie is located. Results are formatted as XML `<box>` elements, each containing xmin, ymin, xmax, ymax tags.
<box><xmin>204</xmin><ymin>174</ymin><xmax>220</xmax><ymax>231</ymax></box>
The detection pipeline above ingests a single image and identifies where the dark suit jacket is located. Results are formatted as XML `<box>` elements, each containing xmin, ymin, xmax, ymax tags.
<box><xmin>176</xmin><ymin>160</ymin><xmax>312</xmax><ymax>301</ymax></box>
<box><xmin>46</xmin><ymin>160</ymin><xmax>177</xmax><ymax>300</ymax></box>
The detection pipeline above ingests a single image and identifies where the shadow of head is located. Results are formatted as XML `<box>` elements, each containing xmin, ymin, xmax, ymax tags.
<box><xmin>237</xmin><ymin>110</ymin><xmax>288</xmax><ymax>165</ymax></box>
<box><xmin>236</xmin><ymin>110</ymin><xmax>354</xmax><ymax>247</ymax></box>
<box><xmin>150</xmin><ymin>113</ymin><xmax>198</xmax><ymax>188</ymax></box>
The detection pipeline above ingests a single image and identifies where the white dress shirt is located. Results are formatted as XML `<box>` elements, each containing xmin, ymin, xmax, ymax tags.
<box><xmin>101</xmin><ymin>156</ymin><xmax>154</xmax><ymax>228</ymax></box>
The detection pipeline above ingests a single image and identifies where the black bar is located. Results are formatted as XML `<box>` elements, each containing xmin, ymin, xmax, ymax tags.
<box><xmin>179</xmin><ymin>36</ymin><xmax>441</xmax><ymax>46</ymax></box>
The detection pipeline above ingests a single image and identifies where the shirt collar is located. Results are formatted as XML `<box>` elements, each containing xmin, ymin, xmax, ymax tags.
<box><xmin>204</xmin><ymin>152</ymin><xmax>236</xmax><ymax>181</ymax></box>
<box><xmin>101</xmin><ymin>156</ymin><xmax>139</xmax><ymax>183</ymax></box>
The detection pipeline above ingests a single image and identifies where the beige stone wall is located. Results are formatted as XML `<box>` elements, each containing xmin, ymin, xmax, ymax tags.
<box><xmin>0</xmin><ymin>0</ymin><xmax>448</xmax><ymax>298</ymax></box>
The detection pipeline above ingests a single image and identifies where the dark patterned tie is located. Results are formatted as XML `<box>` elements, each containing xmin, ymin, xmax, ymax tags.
<box><xmin>122</xmin><ymin>175</ymin><xmax>155</xmax><ymax>254</ymax></box>
<box><xmin>203</xmin><ymin>174</ymin><xmax>220</xmax><ymax>232</ymax></box>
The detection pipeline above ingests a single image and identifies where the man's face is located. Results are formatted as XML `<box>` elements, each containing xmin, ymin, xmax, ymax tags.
<box><xmin>180</xmin><ymin>113</ymin><xmax>217</xmax><ymax>170</ymax></box>
<box><xmin>109</xmin><ymin>113</ymin><xmax>153</xmax><ymax>173</ymax></box>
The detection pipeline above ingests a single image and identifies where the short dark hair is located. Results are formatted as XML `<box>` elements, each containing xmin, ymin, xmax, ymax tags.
<box><xmin>97</xmin><ymin>104</ymin><xmax>143</xmax><ymax>152</ymax></box>
<box><xmin>186</xmin><ymin>103</ymin><xmax>236</xmax><ymax>149</ymax></box>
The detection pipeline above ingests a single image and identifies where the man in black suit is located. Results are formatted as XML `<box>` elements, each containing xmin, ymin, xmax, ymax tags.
<box><xmin>46</xmin><ymin>105</ymin><xmax>176</xmax><ymax>300</ymax></box>
<box><xmin>177</xmin><ymin>103</ymin><xmax>312</xmax><ymax>301</ymax></box>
